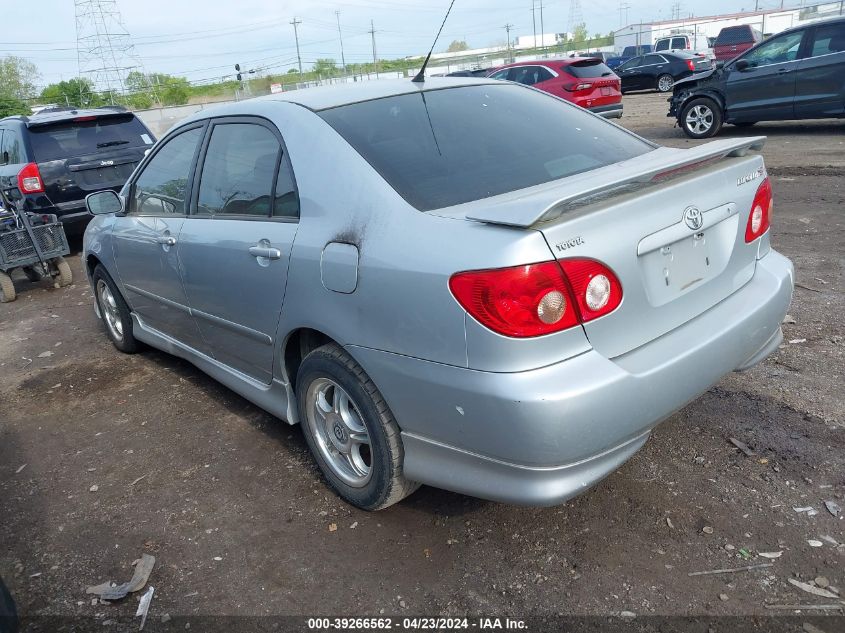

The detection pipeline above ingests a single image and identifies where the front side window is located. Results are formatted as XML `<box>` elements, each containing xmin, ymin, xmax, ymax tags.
<box><xmin>741</xmin><ymin>30</ymin><xmax>804</xmax><ymax>67</ymax></box>
<box><xmin>196</xmin><ymin>123</ymin><xmax>281</xmax><ymax>217</ymax></box>
<box><xmin>809</xmin><ymin>22</ymin><xmax>845</xmax><ymax>57</ymax></box>
<box><xmin>488</xmin><ymin>69</ymin><xmax>509</xmax><ymax>80</ymax></box>
<box><xmin>319</xmin><ymin>84</ymin><xmax>652</xmax><ymax>211</ymax></box>
<box><xmin>131</xmin><ymin>127</ymin><xmax>202</xmax><ymax>215</ymax></box>
<box><xmin>655</xmin><ymin>39</ymin><xmax>669</xmax><ymax>51</ymax></box>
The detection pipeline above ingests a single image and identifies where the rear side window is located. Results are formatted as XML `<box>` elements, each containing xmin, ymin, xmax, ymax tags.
<box><xmin>643</xmin><ymin>54</ymin><xmax>666</xmax><ymax>65</ymax></box>
<box><xmin>29</xmin><ymin>114</ymin><xmax>153</xmax><ymax>162</ymax></box>
<box><xmin>508</xmin><ymin>66</ymin><xmax>554</xmax><ymax>86</ymax></box>
<box><xmin>809</xmin><ymin>22</ymin><xmax>845</xmax><ymax>57</ymax></box>
<box><xmin>196</xmin><ymin>123</ymin><xmax>281</xmax><ymax>217</ymax></box>
<box><xmin>319</xmin><ymin>85</ymin><xmax>651</xmax><ymax>211</ymax></box>
<box><xmin>565</xmin><ymin>60</ymin><xmax>614</xmax><ymax>78</ymax></box>
<box><xmin>131</xmin><ymin>127</ymin><xmax>202</xmax><ymax>215</ymax></box>
<box><xmin>716</xmin><ymin>26</ymin><xmax>753</xmax><ymax>46</ymax></box>
<box><xmin>1</xmin><ymin>128</ymin><xmax>24</xmax><ymax>164</ymax></box>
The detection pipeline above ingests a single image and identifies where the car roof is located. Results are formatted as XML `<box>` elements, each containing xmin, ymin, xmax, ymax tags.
<box><xmin>253</xmin><ymin>77</ymin><xmax>498</xmax><ymax>111</ymax></box>
<box><xmin>494</xmin><ymin>57</ymin><xmax>602</xmax><ymax>69</ymax></box>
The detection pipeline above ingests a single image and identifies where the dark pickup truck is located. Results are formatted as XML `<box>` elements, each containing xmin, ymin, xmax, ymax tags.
<box><xmin>606</xmin><ymin>45</ymin><xmax>653</xmax><ymax>70</ymax></box>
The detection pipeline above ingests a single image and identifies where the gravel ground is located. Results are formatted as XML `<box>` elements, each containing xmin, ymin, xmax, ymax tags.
<box><xmin>0</xmin><ymin>92</ymin><xmax>843</xmax><ymax>630</ymax></box>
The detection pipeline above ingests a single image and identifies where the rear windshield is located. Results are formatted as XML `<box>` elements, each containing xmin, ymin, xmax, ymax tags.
<box><xmin>318</xmin><ymin>84</ymin><xmax>651</xmax><ymax>211</ymax></box>
<box><xmin>716</xmin><ymin>26</ymin><xmax>754</xmax><ymax>46</ymax></box>
<box><xmin>29</xmin><ymin>114</ymin><xmax>153</xmax><ymax>162</ymax></box>
<box><xmin>565</xmin><ymin>60</ymin><xmax>615</xmax><ymax>78</ymax></box>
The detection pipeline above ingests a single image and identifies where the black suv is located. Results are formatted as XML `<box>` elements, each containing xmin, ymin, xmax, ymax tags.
<box><xmin>0</xmin><ymin>107</ymin><xmax>155</xmax><ymax>234</ymax></box>
<box><xmin>669</xmin><ymin>16</ymin><xmax>845</xmax><ymax>138</ymax></box>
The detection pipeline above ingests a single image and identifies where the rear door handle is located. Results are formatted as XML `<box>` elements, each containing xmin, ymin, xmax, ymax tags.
<box><xmin>778</xmin><ymin>68</ymin><xmax>791</xmax><ymax>74</ymax></box>
<box><xmin>248</xmin><ymin>245</ymin><xmax>282</xmax><ymax>260</ymax></box>
<box><xmin>156</xmin><ymin>235</ymin><xmax>176</xmax><ymax>246</ymax></box>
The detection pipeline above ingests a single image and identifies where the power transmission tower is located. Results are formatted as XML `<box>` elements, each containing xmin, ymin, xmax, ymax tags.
<box><xmin>370</xmin><ymin>20</ymin><xmax>379</xmax><ymax>78</ymax></box>
<box><xmin>504</xmin><ymin>23</ymin><xmax>513</xmax><ymax>62</ymax></box>
<box><xmin>335</xmin><ymin>11</ymin><xmax>346</xmax><ymax>73</ymax></box>
<box><xmin>567</xmin><ymin>0</ymin><xmax>584</xmax><ymax>38</ymax></box>
<box><xmin>291</xmin><ymin>17</ymin><xmax>303</xmax><ymax>77</ymax></box>
<box><xmin>74</xmin><ymin>0</ymin><xmax>158</xmax><ymax>105</ymax></box>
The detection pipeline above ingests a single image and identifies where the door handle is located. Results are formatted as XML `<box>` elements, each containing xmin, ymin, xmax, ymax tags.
<box><xmin>156</xmin><ymin>235</ymin><xmax>176</xmax><ymax>246</ymax></box>
<box><xmin>248</xmin><ymin>245</ymin><xmax>282</xmax><ymax>260</ymax></box>
<box><xmin>778</xmin><ymin>68</ymin><xmax>791</xmax><ymax>74</ymax></box>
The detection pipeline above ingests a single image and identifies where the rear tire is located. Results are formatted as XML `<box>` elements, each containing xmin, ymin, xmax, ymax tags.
<box><xmin>92</xmin><ymin>265</ymin><xmax>139</xmax><ymax>354</ymax></box>
<box><xmin>55</xmin><ymin>257</ymin><xmax>72</xmax><ymax>287</ymax></box>
<box><xmin>656</xmin><ymin>74</ymin><xmax>675</xmax><ymax>92</ymax></box>
<box><xmin>0</xmin><ymin>271</ymin><xmax>15</xmax><ymax>303</ymax></box>
<box><xmin>296</xmin><ymin>343</ymin><xmax>419</xmax><ymax>510</ymax></box>
<box><xmin>680</xmin><ymin>97</ymin><xmax>723</xmax><ymax>139</ymax></box>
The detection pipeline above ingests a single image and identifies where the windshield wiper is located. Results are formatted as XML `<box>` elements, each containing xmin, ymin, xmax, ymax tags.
<box><xmin>96</xmin><ymin>140</ymin><xmax>129</xmax><ymax>148</ymax></box>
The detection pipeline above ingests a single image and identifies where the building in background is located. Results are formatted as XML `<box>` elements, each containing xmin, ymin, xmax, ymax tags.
<box><xmin>613</xmin><ymin>3</ymin><xmax>843</xmax><ymax>53</ymax></box>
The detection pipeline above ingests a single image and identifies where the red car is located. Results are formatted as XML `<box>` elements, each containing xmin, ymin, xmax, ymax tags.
<box><xmin>487</xmin><ymin>58</ymin><xmax>623</xmax><ymax>118</ymax></box>
<box><xmin>713</xmin><ymin>25</ymin><xmax>764</xmax><ymax>62</ymax></box>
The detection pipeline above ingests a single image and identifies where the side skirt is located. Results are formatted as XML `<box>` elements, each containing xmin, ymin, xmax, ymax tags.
<box><xmin>130</xmin><ymin>313</ymin><xmax>299</xmax><ymax>425</ymax></box>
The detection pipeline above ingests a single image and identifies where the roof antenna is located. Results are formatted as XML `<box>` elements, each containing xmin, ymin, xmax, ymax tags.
<box><xmin>412</xmin><ymin>0</ymin><xmax>457</xmax><ymax>83</ymax></box>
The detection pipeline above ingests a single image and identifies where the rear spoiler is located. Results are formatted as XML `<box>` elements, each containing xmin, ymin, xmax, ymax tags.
<box><xmin>465</xmin><ymin>136</ymin><xmax>766</xmax><ymax>227</ymax></box>
<box><xmin>25</xmin><ymin>109</ymin><xmax>130</xmax><ymax>129</ymax></box>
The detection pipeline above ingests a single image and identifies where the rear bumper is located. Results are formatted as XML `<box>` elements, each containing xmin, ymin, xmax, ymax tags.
<box><xmin>590</xmin><ymin>103</ymin><xmax>623</xmax><ymax>119</ymax></box>
<box><xmin>350</xmin><ymin>250</ymin><xmax>793</xmax><ymax>505</ymax></box>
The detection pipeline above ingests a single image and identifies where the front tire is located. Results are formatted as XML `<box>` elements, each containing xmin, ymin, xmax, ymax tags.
<box><xmin>92</xmin><ymin>265</ymin><xmax>139</xmax><ymax>353</ymax></box>
<box><xmin>680</xmin><ymin>97</ymin><xmax>723</xmax><ymax>139</ymax></box>
<box><xmin>656</xmin><ymin>74</ymin><xmax>674</xmax><ymax>92</ymax></box>
<box><xmin>296</xmin><ymin>343</ymin><xmax>419</xmax><ymax>510</ymax></box>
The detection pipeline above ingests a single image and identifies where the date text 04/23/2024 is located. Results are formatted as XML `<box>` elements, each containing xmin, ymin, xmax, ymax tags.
<box><xmin>307</xmin><ymin>617</ymin><xmax>527</xmax><ymax>630</ymax></box>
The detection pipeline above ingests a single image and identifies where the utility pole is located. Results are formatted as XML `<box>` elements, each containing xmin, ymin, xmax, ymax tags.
<box><xmin>335</xmin><ymin>11</ymin><xmax>346</xmax><ymax>74</ymax></box>
<box><xmin>539</xmin><ymin>0</ymin><xmax>545</xmax><ymax>52</ymax></box>
<box><xmin>531</xmin><ymin>1</ymin><xmax>537</xmax><ymax>49</ymax></box>
<box><xmin>291</xmin><ymin>17</ymin><xmax>303</xmax><ymax>77</ymax></box>
<box><xmin>369</xmin><ymin>20</ymin><xmax>379</xmax><ymax>78</ymax></box>
<box><xmin>619</xmin><ymin>2</ymin><xmax>631</xmax><ymax>26</ymax></box>
<box><xmin>504</xmin><ymin>23</ymin><xmax>513</xmax><ymax>62</ymax></box>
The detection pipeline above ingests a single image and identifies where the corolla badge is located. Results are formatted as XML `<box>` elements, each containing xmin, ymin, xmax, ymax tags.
<box><xmin>683</xmin><ymin>206</ymin><xmax>703</xmax><ymax>231</ymax></box>
<box><xmin>737</xmin><ymin>167</ymin><xmax>764</xmax><ymax>186</ymax></box>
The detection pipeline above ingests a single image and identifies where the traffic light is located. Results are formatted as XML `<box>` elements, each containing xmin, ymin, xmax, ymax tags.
<box><xmin>235</xmin><ymin>63</ymin><xmax>242</xmax><ymax>81</ymax></box>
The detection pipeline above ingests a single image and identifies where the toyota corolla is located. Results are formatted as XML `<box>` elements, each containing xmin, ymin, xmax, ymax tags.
<box><xmin>82</xmin><ymin>78</ymin><xmax>793</xmax><ymax>510</ymax></box>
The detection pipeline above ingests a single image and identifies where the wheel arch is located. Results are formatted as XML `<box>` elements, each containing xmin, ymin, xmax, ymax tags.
<box><xmin>677</xmin><ymin>90</ymin><xmax>726</xmax><ymax>120</ymax></box>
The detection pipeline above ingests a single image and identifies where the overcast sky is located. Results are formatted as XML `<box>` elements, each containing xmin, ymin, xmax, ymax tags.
<box><xmin>4</xmin><ymin>0</ymin><xmax>785</xmax><ymax>88</ymax></box>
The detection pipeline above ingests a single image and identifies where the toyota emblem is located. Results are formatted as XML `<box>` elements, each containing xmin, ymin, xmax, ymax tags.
<box><xmin>683</xmin><ymin>206</ymin><xmax>703</xmax><ymax>231</ymax></box>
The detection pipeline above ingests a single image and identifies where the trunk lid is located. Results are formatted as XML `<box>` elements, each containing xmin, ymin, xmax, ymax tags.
<box><xmin>457</xmin><ymin>137</ymin><xmax>769</xmax><ymax>358</ymax></box>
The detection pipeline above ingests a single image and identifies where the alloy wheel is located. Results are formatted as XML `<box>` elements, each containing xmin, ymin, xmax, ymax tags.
<box><xmin>685</xmin><ymin>104</ymin><xmax>714</xmax><ymax>135</ymax></box>
<box><xmin>658</xmin><ymin>75</ymin><xmax>674</xmax><ymax>92</ymax></box>
<box><xmin>305</xmin><ymin>378</ymin><xmax>373</xmax><ymax>487</ymax></box>
<box><xmin>97</xmin><ymin>279</ymin><xmax>124</xmax><ymax>342</ymax></box>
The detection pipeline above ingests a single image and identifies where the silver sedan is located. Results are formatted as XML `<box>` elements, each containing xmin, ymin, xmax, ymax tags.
<box><xmin>83</xmin><ymin>78</ymin><xmax>793</xmax><ymax>510</ymax></box>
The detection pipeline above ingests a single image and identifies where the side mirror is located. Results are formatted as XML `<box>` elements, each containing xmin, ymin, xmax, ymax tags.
<box><xmin>86</xmin><ymin>190</ymin><xmax>123</xmax><ymax>216</ymax></box>
<box><xmin>715</xmin><ymin>60</ymin><xmax>725</xmax><ymax>70</ymax></box>
<box><xmin>735</xmin><ymin>59</ymin><xmax>750</xmax><ymax>71</ymax></box>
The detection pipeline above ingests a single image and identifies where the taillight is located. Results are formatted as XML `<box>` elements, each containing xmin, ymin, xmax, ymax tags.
<box><xmin>559</xmin><ymin>259</ymin><xmax>623</xmax><ymax>322</ymax></box>
<box><xmin>686</xmin><ymin>59</ymin><xmax>695</xmax><ymax>71</ymax></box>
<box><xmin>449</xmin><ymin>258</ymin><xmax>622</xmax><ymax>338</ymax></box>
<box><xmin>564</xmin><ymin>82</ymin><xmax>592</xmax><ymax>92</ymax></box>
<box><xmin>17</xmin><ymin>163</ymin><xmax>44</xmax><ymax>194</ymax></box>
<box><xmin>745</xmin><ymin>177</ymin><xmax>772</xmax><ymax>243</ymax></box>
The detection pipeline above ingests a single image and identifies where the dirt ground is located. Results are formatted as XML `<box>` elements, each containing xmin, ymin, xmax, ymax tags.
<box><xmin>1</xmin><ymin>92</ymin><xmax>843</xmax><ymax>630</ymax></box>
